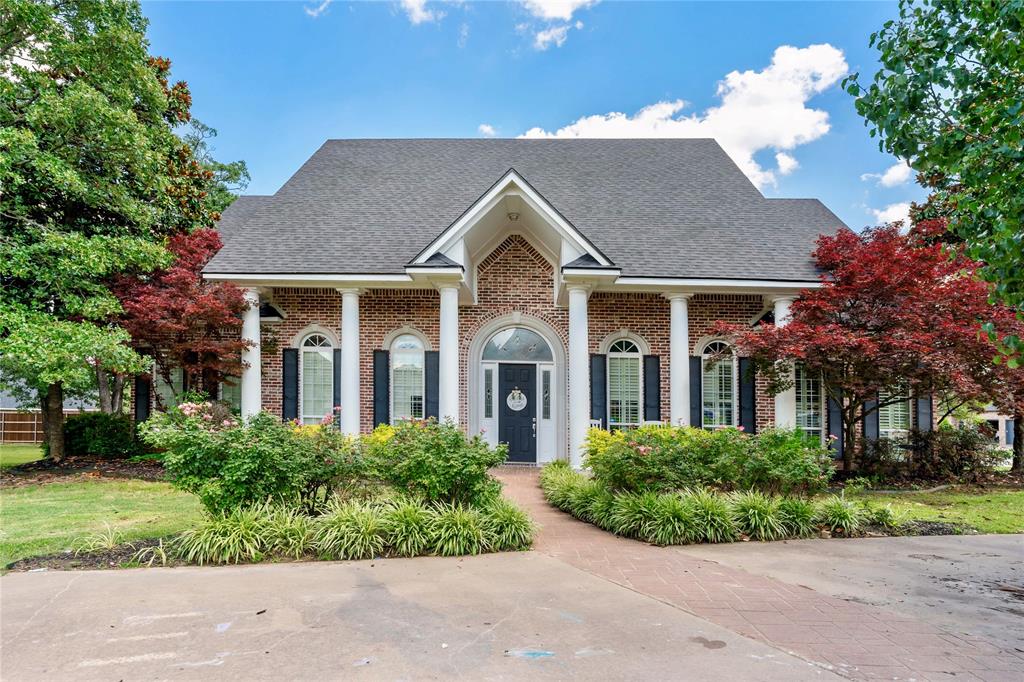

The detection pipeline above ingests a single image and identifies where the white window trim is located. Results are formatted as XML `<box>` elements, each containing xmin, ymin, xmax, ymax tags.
<box><xmin>607</xmin><ymin>337</ymin><xmax>644</xmax><ymax>430</ymax></box>
<box><xmin>389</xmin><ymin>332</ymin><xmax>427</xmax><ymax>424</ymax></box>
<box><xmin>700</xmin><ymin>339</ymin><xmax>738</xmax><ymax>429</ymax></box>
<box><xmin>300</xmin><ymin>332</ymin><xmax>335</xmax><ymax>427</ymax></box>
<box><xmin>794</xmin><ymin>365</ymin><xmax>826</xmax><ymax>444</ymax></box>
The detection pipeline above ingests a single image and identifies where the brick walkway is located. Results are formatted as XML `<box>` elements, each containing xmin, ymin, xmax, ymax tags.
<box><xmin>497</xmin><ymin>468</ymin><xmax>1023</xmax><ymax>681</ymax></box>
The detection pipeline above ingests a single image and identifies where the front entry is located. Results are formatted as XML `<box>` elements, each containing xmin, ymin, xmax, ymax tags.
<box><xmin>498</xmin><ymin>363</ymin><xmax>537</xmax><ymax>463</ymax></box>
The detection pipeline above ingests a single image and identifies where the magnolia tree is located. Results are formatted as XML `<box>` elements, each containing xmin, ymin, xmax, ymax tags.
<box><xmin>713</xmin><ymin>223</ymin><xmax>1024</xmax><ymax>470</ymax></box>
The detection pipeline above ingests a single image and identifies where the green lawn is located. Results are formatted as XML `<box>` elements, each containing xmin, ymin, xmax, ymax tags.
<box><xmin>0</xmin><ymin>480</ymin><xmax>202</xmax><ymax>566</ymax></box>
<box><xmin>852</xmin><ymin>488</ymin><xmax>1024</xmax><ymax>534</ymax></box>
<box><xmin>0</xmin><ymin>444</ymin><xmax>44</xmax><ymax>469</ymax></box>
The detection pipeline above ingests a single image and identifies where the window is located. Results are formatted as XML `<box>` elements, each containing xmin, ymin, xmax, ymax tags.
<box><xmin>155</xmin><ymin>366</ymin><xmax>184</xmax><ymax>408</ymax></box>
<box><xmin>484</xmin><ymin>368</ymin><xmax>494</xmax><ymax>419</ymax></box>
<box><xmin>482</xmin><ymin>328</ymin><xmax>553</xmax><ymax>362</ymax></box>
<box><xmin>878</xmin><ymin>386</ymin><xmax>911</xmax><ymax>440</ymax></box>
<box><xmin>220</xmin><ymin>379</ymin><xmax>242</xmax><ymax>413</ymax></box>
<box><xmin>795</xmin><ymin>365</ymin><xmax>823</xmax><ymax>442</ymax></box>
<box><xmin>542</xmin><ymin>369</ymin><xmax>551</xmax><ymax>420</ymax></box>
<box><xmin>391</xmin><ymin>334</ymin><xmax>425</xmax><ymax>422</ymax></box>
<box><xmin>301</xmin><ymin>333</ymin><xmax>334</xmax><ymax>426</ymax></box>
<box><xmin>702</xmin><ymin>341</ymin><xmax>735</xmax><ymax>429</ymax></box>
<box><xmin>608</xmin><ymin>339</ymin><xmax>642</xmax><ymax>429</ymax></box>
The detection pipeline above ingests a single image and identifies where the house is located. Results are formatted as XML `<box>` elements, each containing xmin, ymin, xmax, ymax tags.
<box><xmin>188</xmin><ymin>139</ymin><xmax>932</xmax><ymax>467</ymax></box>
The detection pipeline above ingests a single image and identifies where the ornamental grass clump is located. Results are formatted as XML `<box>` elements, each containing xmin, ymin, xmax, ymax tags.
<box><xmin>431</xmin><ymin>504</ymin><xmax>487</xmax><ymax>556</ymax></box>
<box><xmin>175</xmin><ymin>505</ymin><xmax>270</xmax><ymax>565</ymax></box>
<box><xmin>609</xmin><ymin>491</ymin><xmax>662</xmax><ymax>539</ymax></box>
<box><xmin>315</xmin><ymin>499</ymin><xmax>387</xmax><ymax>560</ymax></box>
<box><xmin>483</xmin><ymin>498</ymin><xmax>535</xmax><ymax>551</ymax></box>
<box><xmin>730</xmin><ymin>491</ymin><xmax>786</xmax><ymax>541</ymax></box>
<box><xmin>683</xmin><ymin>488</ymin><xmax>737</xmax><ymax>543</ymax></box>
<box><xmin>816</xmin><ymin>494</ymin><xmax>864</xmax><ymax>536</ymax></box>
<box><xmin>643</xmin><ymin>493</ymin><xmax>696</xmax><ymax>546</ymax></box>
<box><xmin>777</xmin><ymin>497</ymin><xmax>817</xmax><ymax>538</ymax></box>
<box><xmin>264</xmin><ymin>506</ymin><xmax>316</xmax><ymax>559</ymax></box>
<box><xmin>382</xmin><ymin>497</ymin><xmax>434</xmax><ymax>557</ymax></box>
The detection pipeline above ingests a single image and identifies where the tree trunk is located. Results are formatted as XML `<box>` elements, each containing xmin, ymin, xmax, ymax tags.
<box><xmin>44</xmin><ymin>382</ymin><xmax>65</xmax><ymax>463</ymax></box>
<box><xmin>842</xmin><ymin>407</ymin><xmax>858</xmax><ymax>472</ymax></box>
<box><xmin>1012</xmin><ymin>415</ymin><xmax>1023</xmax><ymax>473</ymax></box>
<box><xmin>96</xmin><ymin>366</ymin><xmax>113</xmax><ymax>413</ymax></box>
<box><xmin>111</xmin><ymin>375</ymin><xmax>125</xmax><ymax>414</ymax></box>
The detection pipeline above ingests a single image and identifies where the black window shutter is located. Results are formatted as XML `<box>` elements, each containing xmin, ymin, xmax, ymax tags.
<box><xmin>424</xmin><ymin>350</ymin><xmax>439</xmax><ymax>420</ymax></box>
<box><xmin>589</xmin><ymin>354</ymin><xmax>607</xmax><ymax>428</ymax></box>
<box><xmin>827</xmin><ymin>395</ymin><xmax>844</xmax><ymax>460</ymax></box>
<box><xmin>864</xmin><ymin>394</ymin><xmax>880</xmax><ymax>441</ymax></box>
<box><xmin>643</xmin><ymin>355</ymin><xmax>661</xmax><ymax>422</ymax></box>
<box><xmin>689</xmin><ymin>356</ymin><xmax>703</xmax><ymax>427</ymax></box>
<box><xmin>282</xmin><ymin>348</ymin><xmax>299</xmax><ymax>421</ymax></box>
<box><xmin>738</xmin><ymin>357</ymin><xmax>756</xmax><ymax>434</ymax></box>
<box><xmin>133</xmin><ymin>376</ymin><xmax>151</xmax><ymax>423</ymax></box>
<box><xmin>915</xmin><ymin>392</ymin><xmax>933</xmax><ymax>432</ymax></box>
<box><xmin>373</xmin><ymin>350</ymin><xmax>390</xmax><ymax>427</ymax></box>
<box><xmin>333</xmin><ymin>349</ymin><xmax>342</xmax><ymax>423</ymax></box>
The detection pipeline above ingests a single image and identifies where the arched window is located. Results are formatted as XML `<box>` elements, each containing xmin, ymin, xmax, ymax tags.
<box><xmin>482</xmin><ymin>327</ymin><xmax>553</xmax><ymax>362</ymax></box>
<box><xmin>391</xmin><ymin>334</ymin><xmax>425</xmax><ymax>422</ymax></box>
<box><xmin>608</xmin><ymin>338</ymin><xmax>642</xmax><ymax>429</ymax></box>
<box><xmin>301</xmin><ymin>333</ymin><xmax>333</xmax><ymax>426</ymax></box>
<box><xmin>702</xmin><ymin>340</ymin><xmax>736</xmax><ymax>429</ymax></box>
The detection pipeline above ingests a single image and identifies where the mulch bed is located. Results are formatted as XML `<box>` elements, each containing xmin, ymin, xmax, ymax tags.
<box><xmin>0</xmin><ymin>455</ymin><xmax>165</xmax><ymax>489</ymax></box>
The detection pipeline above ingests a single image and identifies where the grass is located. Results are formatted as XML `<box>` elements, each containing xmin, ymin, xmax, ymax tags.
<box><xmin>0</xmin><ymin>480</ymin><xmax>203</xmax><ymax>566</ymax></box>
<box><xmin>850</xmin><ymin>488</ymin><xmax>1024</xmax><ymax>534</ymax></box>
<box><xmin>0</xmin><ymin>444</ymin><xmax>44</xmax><ymax>469</ymax></box>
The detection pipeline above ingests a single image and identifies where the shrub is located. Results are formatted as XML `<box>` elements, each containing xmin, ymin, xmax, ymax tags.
<box><xmin>174</xmin><ymin>505</ymin><xmax>269</xmax><ymax>564</ymax></box>
<box><xmin>730</xmin><ymin>491</ymin><xmax>786</xmax><ymax>541</ymax></box>
<box><xmin>565</xmin><ymin>478</ymin><xmax>605</xmax><ymax>522</ymax></box>
<box><xmin>866</xmin><ymin>503</ymin><xmax>907</xmax><ymax>530</ymax></box>
<box><xmin>431</xmin><ymin>503</ymin><xmax>486</xmax><ymax>556</ymax></box>
<box><xmin>683</xmin><ymin>488</ymin><xmax>736</xmax><ymax>543</ymax></box>
<box><xmin>644</xmin><ymin>494</ymin><xmax>696</xmax><ymax>546</ymax></box>
<box><xmin>315</xmin><ymin>499</ymin><xmax>387</xmax><ymax>560</ymax></box>
<box><xmin>777</xmin><ymin>497</ymin><xmax>817</xmax><ymax>538</ymax></box>
<box><xmin>64</xmin><ymin>412</ymin><xmax>137</xmax><ymax>458</ymax></box>
<box><xmin>483</xmin><ymin>498</ymin><xmax>534</xmax><ymax>551</ymax></box>
<box><xmin>724</xmin><ymin>429</ymin><xmax>833</xmax><ymax>495</ymax></box>
<box><xmin>816</xmin><ymin>495</ymin><xmax>863</xmax><ymax>535</ymax></box>
<box><xmin>860</xmin><ymin>425</ymin><xmax>1001</xmax><ymax>482</ymax></box>
<box><xmin>610</xmin><ymin>491</ymin><xmax>662</xmax><ymax>538</ymax></box>
<box><xmin>264</xmin><ymin>506</ymin><xmax>316</xmax><ymax>559</ymax></box>
<box><xmin>365</xmin><ymin>420</ymin><xmax>506</xmax><ymax>505</ymax></box>
<box><xmin>383</xmin><ymin>498</ymin><xmax>434</xmax><ymax>557</ymax></box>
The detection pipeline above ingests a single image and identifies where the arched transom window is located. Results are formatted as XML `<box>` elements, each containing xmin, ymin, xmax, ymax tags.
<box><xmin>301</xmin><ymin>333</ymin><xmax>333</xmax><ymax>426</ymax></box>
<box><xmin>608</xmin><ymin>338</ymin><xmax>642</xmax><ymax>429</ymax></box>
<box><xmin>391</xmin><ymin>334</ymin><xmax>425</xmax><ymax>422</ymax></box>
<box><xmin>702</xmin><ymin>340</ymin><xmax>736</xmax><ymax>429</ymax></box>
<box><xmin>482</xmin><ymin>327</ymin><xmax>553</xmax><ymax>362</ymax></box>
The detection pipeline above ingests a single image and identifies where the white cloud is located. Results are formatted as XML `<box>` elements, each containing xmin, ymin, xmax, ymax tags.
<box><xmin>860</xmin><ymin>161</ymin><xmax>913</xmax><ymax>188</ymax></box>
<box><xmin>401</xmin><ymin>0</ymin><xmax>444</xmax><ymax>24</ymax></box>
<box><xmin>304</xmin><ymin>0</ymin><xmax>332</xmax><ymax>18</ymax></box>
<box><xmin>534</xmin><ymin>23</ymin><xmax>573</xmax><ymax>50</ymax></box>
<box><xmin>520</xmin><ymin>44</ymin><xmax>848</xmax><ymax>188</ymax></box>
<box><xmin>520</xmin><ymin>0</ymin><xmax>598</xmax><ymax>21</ymax></box>
<box><xmin>458</xmin><ymin>22</ymin><xmax>470</xmax><ymax>48</ymax></box>
<box><xmin>478</xmin><ymin>123</ymin><xmax>497</xmax><ymax>137</ymax></box>
<box><xmin>871</xmin><ymin>202</ymin><xmax>911</xmax><ymax>226</ymax></box>
<box><xmin>775</xmin><ymin>152</ymin><xmax>799</xmax><ymax>175</ymax></box>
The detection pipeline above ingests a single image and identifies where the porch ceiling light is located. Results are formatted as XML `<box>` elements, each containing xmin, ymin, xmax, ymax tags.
<box><xmin>507</xmin><ymin>212</ymin><xmax>520</xmax><ymax>222</ymax></box>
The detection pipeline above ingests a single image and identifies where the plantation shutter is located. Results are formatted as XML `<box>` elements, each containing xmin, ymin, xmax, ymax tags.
<box><xmin>738</xmin><ymin>357</ymin><xmax>756</xmax><ymax>434</ymax></box>
<box><xmin>643</xmin><ymin>355</ymin><xmax>661</xmax><ymax>422</ymax></box>
<box><xmin>915</xmin><ymin>392</ymin><xmax>933</xmax><ymax>433</ymax></box>
<box><xmin>590</xmin><ymin>354</ymin><xmax>607</xmax><ymax>428</ymax></box>
<box><xmin>863</xmin><ymin>394</ymin><xmax>880</xmax><ymax>441</ymax></box>
<box><xmin>282</xmin><ymin>348</ymin><xmax>299</xmax><ymax>421</ymax></box>
<box><xmin>689</xmin><ymin>356</ymin><xmax>702</xmax><ymax>427</ymax></box>
<box><xmin>373</xmin><ymin>350</ymin><xmax>390</xmax><ymax>427</ymax></box>
<box><xmin>424</xmin><ymin>350</ymin><xmax>439</xmax><ymax>420</ymax></box>
<box><xmin>827</xmin><ymin>395</ymin><xmax>844</xmax><ymax>460</ymax></box>
<box><xmin>333</xmin><ymin>349</ymin><xmax>342</xmax><ymax>425</ymax></box>
<box><xmin>133</xmin><ymin>376</ymin><xmax>151</xmax><ymax>423</ymax></box>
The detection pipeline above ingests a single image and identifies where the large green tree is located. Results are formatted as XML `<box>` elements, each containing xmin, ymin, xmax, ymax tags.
<box><xmin>0</xmin><ymin>0</ymin><xmax>196</xmax><ymax>460</ymax></box>
<box><xmin>845</xmin><ymin>0</ymin><xmax>1024</xmax><ymax>360</ymax></box>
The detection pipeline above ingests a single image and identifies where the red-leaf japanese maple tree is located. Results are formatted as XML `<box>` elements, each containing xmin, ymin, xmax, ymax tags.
<box><xmin>714</xmin><ymin>222</ymin><xmax>1024</xmax><ymax>470</ymax></box>
<box><xmin>114</xmin><ymin>228</ymin><xmax>252</xmax><ymax>405</ymax></box>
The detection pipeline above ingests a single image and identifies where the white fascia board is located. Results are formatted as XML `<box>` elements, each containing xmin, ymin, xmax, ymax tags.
<box><xmin>608</xmin><ymin>277</ymin><xmax>822</xmax><ymax>294</ymax></box>
<box><xmin>203</xmin><ymin>272</ymin><xmax>416</xmax><ymax>287</ymax></box>
<box><xmin>412</xmin><ymin>169</ymin><xmax>612</xmax><ymax>267</ymax></box>
<box><xmin>404</xmin><ymin>266</ymin><xmax>465</xmax><ymax>278</ymax></box>
<box><xmin>561</xmin><ymin>268</ymin><xmax>622</xmax><ymax>279</ymax></box>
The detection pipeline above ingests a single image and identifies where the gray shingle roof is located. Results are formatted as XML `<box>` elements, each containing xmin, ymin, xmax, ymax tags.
<box><xmin>204</xmin><ymin>139</ymin><xmax>846</xmax><ymax>281</ymax></box>
<box><xmin>216</xmin><ymin>195</ymin><xmax>273</xmax><ymax>243</ymax></box>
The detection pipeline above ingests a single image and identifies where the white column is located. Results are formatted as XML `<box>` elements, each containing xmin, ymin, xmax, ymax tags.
<box><xmin>240</xmin><ymin>288</ymin><xmax>262</xmax><ymax>419</ymax></box>
<box><xmin>438</xmin><ymin>285</ymin><xmax>460</xmax><ymax>425</ymax></box>
<box><xmin>667</xmin><ymin>293</ymin><xmax>692</xmax><ymax>426</ymax></box>
<box><xmin>568</xmin><ymin>285</ymin><xmax>590</xmax><ymax>469</ymax></box>
<box><xmin>773</xmin><ymin>296</ymin><xmax>797</xmax><ymax>428</ymax></box>
<box><xmin>339</xmin><ymin>288</ymin><xmax>361</xmax><ymax>435</ymax></box>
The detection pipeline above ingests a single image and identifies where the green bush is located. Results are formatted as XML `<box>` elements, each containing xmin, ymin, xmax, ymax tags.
<box><xmin>860</xmin><ymin>424</ymin><xmax>1001</xmax><ymax>482</ymax></box>
<box><xmin>431</xmin><ymin>503</ymin><xmax>486</xmax><ymax>556</ymax></box>
<box><xmin>682</xmin><ymin>488</ymin><xmax>737</xmax><ymax>543</ymax></box>
<box><xmin>315</xmin><ymin>499</ymin><xmax>387</xmax><ymax>560</ymax></box>
<box><xmin>364</xmin><ymin>421</ymin><xmax>507</xmax><ymax>506</ymax></box>
<box><xmin>174</xmin><ymin>505</ymin><xmax>269</xmax><ymax>565</ymax></box>
<box><xmin>383</xmin><ymin>497</ymin><xmax>434</xmax><ymax>557</ymax></box>
<box><xmin>816</xmin><ymin>495</ymin><xmax>864</xmax><ymax>535</ymax></box>
<box><xmin>610</xmin><ymin>491</ymin><xmax>662</xmax><ymax>538</ymax></box>
<box><xmin>483</xmin><ymin>498</ymin><xmax>535</xmax><ymax>551</ymax></box>
<box><xmin>723</xmin><ymin>429</ymin><xmax>833</xmax><ymax>495</ymax></box>
<box><xmin>263</xmin><ymin>507</ymin><xmax>316</xmax><ymax>559</ymax></box>
<box><xmin>64</xmin><ymin>412</ymin><xmax>137</xmax><ymax>458</ymax></box>
<box><xmin>644</xmin><ymin>493</ymin><xmax>696</xmax><ymax>546</ymax></box>
<box><xmin>778</xmin><ymin>497</ymin><xmax>817</xmax><ymax>538</ymax></box>
<box><xmin>730</xmin><ymin>491</ymin><xmax>786</xmax><ymax>541</ymax></box>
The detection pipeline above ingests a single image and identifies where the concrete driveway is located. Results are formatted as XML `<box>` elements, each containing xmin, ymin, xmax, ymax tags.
<box><xmin>1</xmin><ymin>552</ymin><xmax>837</xmax><ymax>681</ymax></box>
<box><xmin>680</xmin><ymin>534</ymin><xmax>1024</xmax><ymax>652</ymax></box>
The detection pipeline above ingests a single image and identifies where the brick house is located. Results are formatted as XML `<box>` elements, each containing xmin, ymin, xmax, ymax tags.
<box><xmin>193</xmin><ymin>139</ymin><xmax>932</xmax><ymax>467</ymax></box>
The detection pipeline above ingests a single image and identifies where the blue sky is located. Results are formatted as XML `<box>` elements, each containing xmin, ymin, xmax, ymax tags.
<box><xmin>143</xmin><ymin>1</ymin><xmax>925</xmax><ymax>230</ymax></box>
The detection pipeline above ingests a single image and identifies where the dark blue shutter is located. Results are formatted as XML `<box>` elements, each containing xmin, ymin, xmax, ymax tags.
<box><xmin>1007</xmin><ymin>419</ymin><xmax>1015</xmax><ymax>446</ymax></box>
<box><xmin>133</xmin><ymin>376</ymin><xmax>151</xmax><ymax>423</ymax></box>
<box><xmin>643</xmin><ymin>355</ymin><xmax>661</xmax><ymax>422</ymax></box>
<box><xmin>827</xmin><ymin>395</ymin><xmax>844</xmax><ymax>460</ymax></box>
<box><xmin>590</xmin><ymin>354</ymin><xmax>607</xmax><ymax>428</ymax></box>
<box><xmin>864</xmin><ymin>394</ymin><xmax>880</xmax><ymax>441</ymax></box>
<box><xmin>282</xmin><ymin>349</ymin><xmax>299</xmax><ymax>421</ymax></box>
<box><xmin>333</xmin><ymin>349</ymin><xmax>342</xmax><ymax>427</ymax></box>
<box><xmin>424</xmin><ymin>350</ymin><xmax>439</xmax><ymax>420</ymax></box>
<box><xmin>373</xmin><ymin>350</ymin><xmax>390</xmax><ymax>427</ymax></box>
<box><xmin>738</xmin><ymin>357</ymin><xmax>756</xmax><ymax>434</ymax></box>
<box><xmin>689</xmin><ymin>356</ymin><xmax>703</xmax><ymax>427</ymax></box>
<box><xmin>915</xmin><ymin>392</ymin><xmax>933</xmax><ymax>432</ymax></box>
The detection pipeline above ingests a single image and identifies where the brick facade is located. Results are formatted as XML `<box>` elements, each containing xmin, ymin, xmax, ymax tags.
<box><xmin>256</xmin><ymin>234</ymin><xmax>781</xmax><ymax>443</ymax></box>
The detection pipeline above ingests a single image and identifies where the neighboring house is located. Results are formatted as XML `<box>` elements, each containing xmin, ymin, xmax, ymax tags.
<box><xmin>188</xmin><ymin>139</ymin><xmax>932</xmax><ymax>466</ymax></box>
<box><xmin>955</xmin><ymin>405</ymin><xmax>1016</xmax><ymax>450</ymax></box>
<box><xmin>0</xmin><ymin>387</ymin><xmax>97</xmax><ymax>443</ymax></box>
